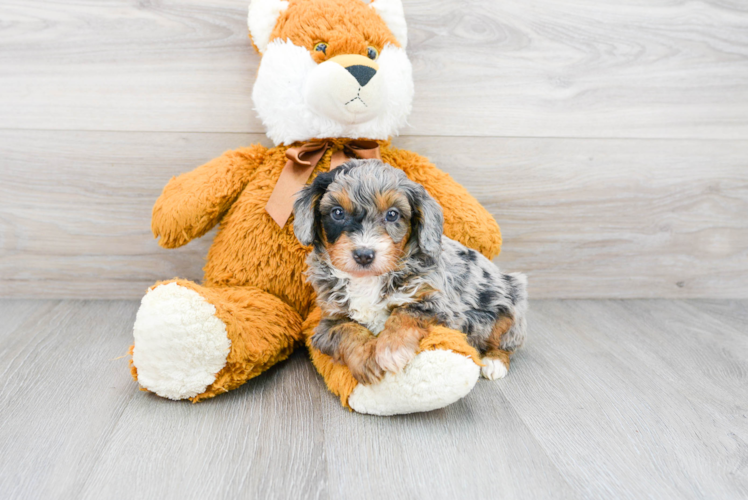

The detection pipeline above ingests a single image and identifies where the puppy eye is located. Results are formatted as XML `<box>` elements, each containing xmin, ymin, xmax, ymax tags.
<box><xmin>314</xmin><ymin>43</ymin><xmax>328</xmax><ymax>54</ymax></box>
<box><xmin>385</xmin><ymin>209</ymin><xmax>399</xmax><ymax>222</ymax></box>
<box><xmin>367</xmin><ymin>46</ymin><xmax>378</xmax><ymax>60</ymax></box>
<box><xmin>331</xmin><ymin>207</ymin><xmax>345</xmax><ymax>221</ymax></box>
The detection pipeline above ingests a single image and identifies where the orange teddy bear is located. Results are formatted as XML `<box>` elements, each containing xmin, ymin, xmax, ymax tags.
<box><xmin>129</xmin><ymin>0</ymin><xmax>502</xmax><ymax>415</ymax></box>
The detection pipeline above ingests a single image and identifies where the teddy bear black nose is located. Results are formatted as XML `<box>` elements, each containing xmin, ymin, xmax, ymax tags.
<box><xmin>346</xmin><ymin>65</ymin><xmax>377</xmax><ymax>87</ymax></box>
<box><xmin>352</xmin><ymin>248</ymin><xmax>375</xmax><ymax>266</ymax></box>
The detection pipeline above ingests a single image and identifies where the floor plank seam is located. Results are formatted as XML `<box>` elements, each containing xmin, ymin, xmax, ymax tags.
<box><xmin>74</xmin><ymin>388</ymin><xmax>138</xmax><ymax>500</ymax></box>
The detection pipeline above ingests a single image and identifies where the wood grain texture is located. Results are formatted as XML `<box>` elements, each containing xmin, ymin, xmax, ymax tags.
<box><xmin>0</xmin><ymin>300</ymin><xmax>138</xmax><ymax>499</ymax></box>
<box><xmin>1</xmin><ymin>0</ymin><xmax>747</xmax><ymax>138</ymax></box>
<box><xmin>80</xmin><ymin>349</ymin><xmax>327</xmax><ymax>500</ymax></box>
<box><xmin>0</xmin><ymin>299</ymin><xmax>746</xmax><ymax>499</ymax></box>
<box><xmin>1</xmin><ymin>130</ymin><xmax>746</xmax><ymax>299</ymax></box>
<box><xmin>506</xmin><ymin>300</ymin><xmax>748</xmax><ymax>499</ymax></box>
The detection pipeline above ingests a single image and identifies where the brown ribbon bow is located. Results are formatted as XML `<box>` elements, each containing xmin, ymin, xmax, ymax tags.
<box><xmin>265</xmin><ymin>139</ymin><xmax>381</xmax><ymax>227</ymax></box>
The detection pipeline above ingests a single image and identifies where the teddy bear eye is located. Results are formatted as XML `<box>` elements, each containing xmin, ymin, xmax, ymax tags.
<box><xmin>314</xmin><ymin>42</ymin><xmax>327</xmax><ymax>54</ymax></box>
<box><xmin>385</xmin><ymin>209</ymin><xmax>399</xmax><ymax>222</ymax></box>
<box><xmin>367</xmin><ymin>46</ymin><xmax>378</xmax><ymax>60</ymax></box>
<box><xmin>331</xmin><ymin>207</ymin><xmax>345</xmax><ymax>221</ymax></box>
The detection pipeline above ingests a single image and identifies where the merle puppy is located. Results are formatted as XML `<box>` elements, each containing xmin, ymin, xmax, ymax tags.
<box><xmin>293</xmin><ymin>160</ymin><xmax>527</xmax><ymax>385</ymax></box>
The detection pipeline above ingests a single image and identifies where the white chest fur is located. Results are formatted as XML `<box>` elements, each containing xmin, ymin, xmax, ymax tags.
<box><xmin>344</xmin><ymin>276</ymin><xmax>391</xmax><ymax>335</ymax></box>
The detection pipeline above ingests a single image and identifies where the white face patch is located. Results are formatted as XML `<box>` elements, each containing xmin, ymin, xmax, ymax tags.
<box><xmin>253</xmin><ymin>40</ymin><xmax>414</xmax><ymax>145</ymax></box>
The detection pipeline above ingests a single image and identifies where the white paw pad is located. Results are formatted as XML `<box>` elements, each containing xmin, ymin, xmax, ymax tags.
<box><xmin>481</xmin><ymin>357</ymin><xmax>508</xmax><ymax>380</ymax></box>
<box><xmin>132</xmin><ymin>283</ymin><xmax>231</xmax><ymax>400</ymax></box>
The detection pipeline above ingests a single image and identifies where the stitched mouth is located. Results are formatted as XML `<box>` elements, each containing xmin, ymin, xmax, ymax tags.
<box><xmin>345</xmin><ymin>88</ymin><xmax>367</xmax><ymax>107</ymax></box>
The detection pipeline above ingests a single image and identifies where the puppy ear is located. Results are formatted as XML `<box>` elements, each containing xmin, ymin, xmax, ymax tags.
<box><xmin>407</xmin><ymin>183</ymin><xmax>443</xmax><ymax>259</ymax></box>
<box><xmin>292</xmin><ymin>170</ymin><xmax>338</xmax><ymax>246</ymax></box>
<box><xmin>247</xmin><ymin>0</ymin><xmax>288</xmax><ymax>54</ymax></box>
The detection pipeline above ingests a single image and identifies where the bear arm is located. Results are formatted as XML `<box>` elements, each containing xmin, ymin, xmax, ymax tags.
<box><xmin>152</xmin><ymin>144</ymin><xmax>268</xmax><ymax>249</ymax></box>
<box><xmin>382</xmin><ymin>147</ymin><xmax>503</xmax><ymax>259</ymax></box>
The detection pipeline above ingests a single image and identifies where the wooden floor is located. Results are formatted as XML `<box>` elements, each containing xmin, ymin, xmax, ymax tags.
<box><xmin>0</xmin><ymin>299</ymin><xmax>745</xmax><ymax>500</ymax></box>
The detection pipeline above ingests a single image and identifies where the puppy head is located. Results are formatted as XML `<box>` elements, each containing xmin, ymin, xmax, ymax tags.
<box><xmin>293</xmin><ymin>160</ymin><xmax>443</xmax><ymax>277</ymax></box>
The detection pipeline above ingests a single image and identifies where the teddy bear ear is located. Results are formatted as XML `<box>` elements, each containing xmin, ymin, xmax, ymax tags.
<box><xmin>368</xmin><ymin>0</ymin><xmax>408</xmax><ymax>48</ymax></box>
<box><xmin>247</xmin><ymin>0</ymin><xmax>289</xmax><ymax>54</ymax></box>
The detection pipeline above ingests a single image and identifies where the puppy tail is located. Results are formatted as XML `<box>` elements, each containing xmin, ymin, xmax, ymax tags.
<box><xmin>500</xmin><ymin>272</ymin><xmax>528</xmax><ymax>352</ymax></box>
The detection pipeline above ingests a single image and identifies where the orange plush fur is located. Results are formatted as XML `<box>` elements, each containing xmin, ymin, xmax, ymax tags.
<box><xmin>130</xmin><ymin>0</ymin><xmax>502</xmax><ymax>407</ymax></box>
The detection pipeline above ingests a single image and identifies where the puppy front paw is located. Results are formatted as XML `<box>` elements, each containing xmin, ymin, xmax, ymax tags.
<box><xmin>480</xmin><ymin>357</ymin><xmax>508</xmax><ymax>380</ymax></box>
<box><xmin>375</xmin><ymin>344</ymin><xmax>417</xmax><ymax>374</ymax></box>
<box><xmin>349</xmin><ymin>359</ymin><xmax>385</xmax><ymax>385</ymax></box>
<box><xmin>374</xmin><ymin>326</ymin><xmax>423</xmax><ymax>374</ymax></box>
<box><xmin>344</xmin><ymin>341</ymin><xmax>385</xmax><ymax>385</ymax></box>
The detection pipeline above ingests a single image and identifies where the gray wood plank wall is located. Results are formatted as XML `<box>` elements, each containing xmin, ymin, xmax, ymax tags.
<box><xmin>1</xmin><ymin>0</ymin><xmax>747</xmax><ymax>299</ymax></box>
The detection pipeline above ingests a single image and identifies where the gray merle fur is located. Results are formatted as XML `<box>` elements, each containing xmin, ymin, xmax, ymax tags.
<box><xmin>293</xmin><ymin>160</ymin><xmax>528</xmax><ymax>357</ymax></box>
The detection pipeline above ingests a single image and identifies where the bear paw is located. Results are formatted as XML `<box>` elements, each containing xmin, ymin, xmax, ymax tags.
<box><xmin>347</xmin><ymin>349</ymin><xmax>480</xmax><ymax>416</ymax></box>
<box><xmin>132</xmin><ymin>282</ymin><xmax>231</xmax><ymax>400</ymax></box>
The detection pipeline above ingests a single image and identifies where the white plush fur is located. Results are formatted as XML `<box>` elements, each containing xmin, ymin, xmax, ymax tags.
<box><xmin>253</xmin><ymin>40</ymin><xmax>413</xmax><ymax>145</ymax></box>
<box><xmin>369</xmin><ymin>0</ymin><xmax>408</xmax><ymax>48</ymax></box>
<box><xmin>132</xmin><ymin>283</ymin><xmax>231</xmax><ymax>400</ymax></box>
<box><xmin>481</xmin><ymin>357</ymin><xmax>508</xmax><ymax>380</ymax></box>
<box><xmin>304</xmin><ymin>59</ymin><xmax>384</xmax><ymax>126</ymax></box>
<box><xmin>348</xmin><ymin>350</ymin><xmax>480</xmax><ymax>416</ymax></box>
<box><xmin>247</xmin><ymin>0</ymin><xmax>289</xmax><ymax>53</ymax></box>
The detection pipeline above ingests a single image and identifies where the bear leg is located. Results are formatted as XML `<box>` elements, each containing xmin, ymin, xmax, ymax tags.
<box><xmin>131</xmin><ymin>279</ymin><xmax>302</xmax><ymax>402</ymax></box>
<box><xmin>302</xmin><ymin>309</ymin><xmax>482</xmax><ymax>415</ymax></box>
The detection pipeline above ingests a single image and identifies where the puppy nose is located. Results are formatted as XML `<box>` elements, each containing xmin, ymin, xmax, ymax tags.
<box><xmin>352</xmin><ymin>248</ymin><xmax>375</xmax><ymax>266</ymax></box>
<box><xmin>346</xmin><ymin>65</ymin><xmax>376</xmax><ymax>87</ymax></box>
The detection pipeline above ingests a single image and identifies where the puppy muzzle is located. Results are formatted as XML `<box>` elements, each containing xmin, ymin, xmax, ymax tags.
<box><xmin>352</xmin><ymin>247</ymin><xmax>376</xmax><ymax>267</ymax></box>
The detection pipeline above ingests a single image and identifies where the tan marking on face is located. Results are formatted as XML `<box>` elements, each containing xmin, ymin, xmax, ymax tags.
<box><xmin>334</xmin><ymin>190</ymin><xmax>354</xmax><ymax>213</ymax></box>
<box><xmin>327</xmin><ymin>233</ymin><xmax>356</xmax><ymax>270</ymax></box>
<box><xmin>395</xmin><ymin>225</ymin><xmax>411</xmax><ymax>253</ymax></box>
<box><xmin>320</xmin><ymin>186</ymin><xmax>353</xmax><ymax>214</ymax></box>
<box><xmin>328</xmin><ymin>231</ymin><xmax>403</xmax><ymax>277</ymax></box>
<box><xmin>375</xmin><ymin>190</ymin><xmax>411</xmax><ymax>218</ymax></box>
<box><xmin>375</xmin><ymin>190</ymin><xmax>398</xmax><ymax>213</ymax></box>
<box><xmin>368</xmin><ymin>234</ymin><xmax>403</xmax><ymax>276</ymax></box>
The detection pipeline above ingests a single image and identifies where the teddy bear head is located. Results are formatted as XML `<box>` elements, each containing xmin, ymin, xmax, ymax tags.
<box><xmin>248</xmin><ymin>0</ymin><xmax>414</xmax><ymax>145</ymax></box>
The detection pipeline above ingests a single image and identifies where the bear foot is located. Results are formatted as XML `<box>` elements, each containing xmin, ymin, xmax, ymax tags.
<box><xmin>132</xmin><ymin>282</ymin><xmax>231</xmax><ymax>400</ymax></box>
<box><xmin>347</xmin><ymin>349</ymin><xmax>480</xmax><ymax>416</ymax></box>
